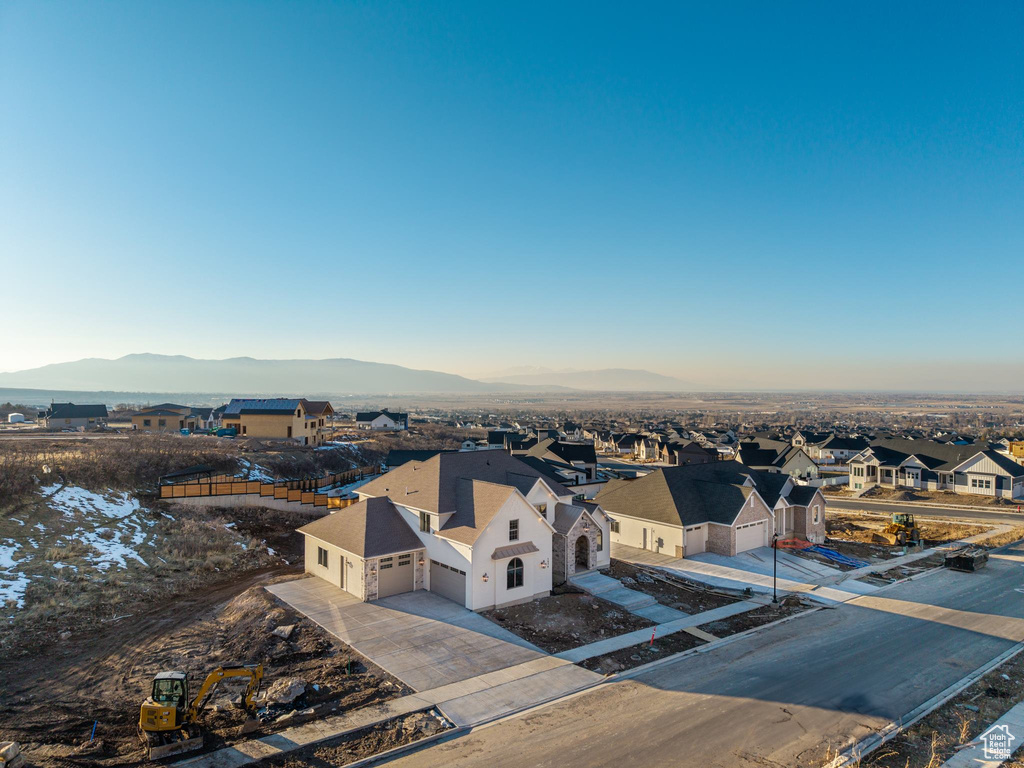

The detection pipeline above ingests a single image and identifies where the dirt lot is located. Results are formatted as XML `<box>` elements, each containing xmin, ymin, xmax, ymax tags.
<box><xmin>697</xmin><ymin>599</ymin><xmax>808</xmax><ymax>637</ymax></box>
<box><xmin>579</xmin><ymin>630</ymin><xmax>706</xmax><ymax>675</ymax></box>
<box><xmin>482</xmin><ymin>592</ymin><xmax>653</xmax><ymax>653</ymax></box>
<box><xmin>823</xmin><ymin>514</ymin><xmax>983</xmax><ymax>548</ymax></box>
<box><xmin>859</xmin><ymin>648</ymin><xmax>1024</xmax><ymax>767</ymax></box>
<box><xmin>0</xmin><ymin>580</ymin><xmax>408</xmax><ymax>768</ymax></box>
<box><xmin>260</xmin><ymin>710</ymin><xmax>449</xmax><ymax>768</ymax></box>
<box><xmin>605</xmin><ymin>561</ymin><xmax>739</xmax><ymax>613</ymax></box>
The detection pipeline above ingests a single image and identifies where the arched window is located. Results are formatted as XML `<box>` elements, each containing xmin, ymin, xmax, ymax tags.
<box><xmin>507</xmin><ymin>557</ymin><xmax>524</xmax><ymax>589</ymax></box>
<box><xmin>596</xmin><ymin>528</ymin><xmax>603</xmax><ymax>552</ymax></box>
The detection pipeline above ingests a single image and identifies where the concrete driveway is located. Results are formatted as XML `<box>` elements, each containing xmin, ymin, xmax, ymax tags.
<box><xmin>266</xmin><ymin>577</ymin><xmax>546</xmax><ymax>691</ymax></box>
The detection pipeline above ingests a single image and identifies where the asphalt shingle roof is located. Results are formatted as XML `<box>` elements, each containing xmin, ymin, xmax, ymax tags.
<box><xmin>298</xmin><ymin>497</ymin><xmax>424</xmax><ymax>557</ymax></box>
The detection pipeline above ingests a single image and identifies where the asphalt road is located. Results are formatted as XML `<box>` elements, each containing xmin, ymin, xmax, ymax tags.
<box><xmin>388</xmin><ymin>542</ymin><xmax>1024</xmax><ymax>768</ymax></box>
<box><xmin>829</xmin><ymin>497</ymin><xmax>1024</xmax><ymax>525</ymax></box>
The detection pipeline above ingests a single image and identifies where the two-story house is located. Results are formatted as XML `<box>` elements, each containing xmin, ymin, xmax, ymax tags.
<box><xmin>221</xmin><ymin>398</ymin><xmax>333</xmax><ymax>446</ymax></box>
<box><xmin>297</xmin><ymin>451</ymin><xmax>612</xmax><ymax>609</ymax></box>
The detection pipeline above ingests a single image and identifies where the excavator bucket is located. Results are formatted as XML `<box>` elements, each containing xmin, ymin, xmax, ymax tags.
<box><xmin>239</xmin><ymin>717</ymin><xmax>261</xmax><ymax>736</ymax></box>
<box><xmin>872</xmin><ymin>531</ymin><xmax>898</xmax><ymax>545</ymax></box>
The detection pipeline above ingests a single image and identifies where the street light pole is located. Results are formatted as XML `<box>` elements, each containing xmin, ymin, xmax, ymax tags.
<box><xmin>772</xmin><ymin>532</ymin><xmax>779</xmax><ymax>604</ymax></box>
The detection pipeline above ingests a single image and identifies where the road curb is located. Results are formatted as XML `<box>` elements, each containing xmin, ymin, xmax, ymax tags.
<box><xmin>825</xmin><ymin>640</ymin><xmax>1024</xmax><ymax>767</ymax></box>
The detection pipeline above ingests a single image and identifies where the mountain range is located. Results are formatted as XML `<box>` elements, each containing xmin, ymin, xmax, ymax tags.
<box><xmin>0</xmin><ymin>354</ymin><xmax>693</xmax><ymax>395</ymax></box>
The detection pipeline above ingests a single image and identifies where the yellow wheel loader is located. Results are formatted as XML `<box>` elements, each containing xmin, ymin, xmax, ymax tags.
<box><xmin>874</xmin><ymin>513</ymin><xmax>921</xmax><ymax>546</ymax></box>
<box><xmin>138</xmin><ymin>664</ymin><xmax>263</xmax><ymax>759</ymax></box>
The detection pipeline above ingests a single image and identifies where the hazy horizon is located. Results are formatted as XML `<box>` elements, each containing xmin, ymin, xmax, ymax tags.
<box><xmin>2</xmin><ymin>2</ymin><xmax>1021</xmax><ymax>392</ymax></box>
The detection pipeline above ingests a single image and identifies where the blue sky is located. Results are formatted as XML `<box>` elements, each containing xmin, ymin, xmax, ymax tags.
<box><xmin>1</xmin><ymin>2</ymin><xmax>1021</xmax><ymax>390</ymax></box>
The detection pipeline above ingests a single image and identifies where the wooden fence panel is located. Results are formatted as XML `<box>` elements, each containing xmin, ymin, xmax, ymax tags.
<box><xmin>246</xmin><ymin>481</ymin><xmax>260</xmax><ymax>494</ymax></box>
<box><xmin>274</xmin><ymin>487</ymin><xmax>288</xmax><ymax>500</ymax></box>
<box><xmin>160</xmin><ymin>486</ymin><xmax>172</xmax><ymax>498</ymax></box>
<box><xmin>301</xmin><ymin>492</ymin><xmax>314</xmax><ymax>505</ymax></box>
<box><xmin>314</xmin><ymin>495</ymin><xmax>327</xmax><ymax>507</ymax></box>
<box><xmin>260</xmin><ymin>484</ymin><xmax>274</xmax><ymax>497</ymax></box>
<box><xmin>287</xmin><ymin>489</ymin><xmax>301</xmax><ymax>502</ymax></box>
<box><xmin>184</xmin><ymin>484</ymin><xmax>201</xmax><ymax>497</ymax></box>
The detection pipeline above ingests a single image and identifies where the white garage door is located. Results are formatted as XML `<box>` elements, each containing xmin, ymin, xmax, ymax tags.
<box><xmin>735</xmin><ymin>521</ymin><xmax>766</xmax><ymax>553</ymax></box>
<box><xmin>377</xmin><ymin>553</ymin><xmax>415</xmax><ymax>598</ymax></box>
<box><xmin>429</xmin><ymin>560</ymin><xmax>467</xmax><ymax>605</ymax></box>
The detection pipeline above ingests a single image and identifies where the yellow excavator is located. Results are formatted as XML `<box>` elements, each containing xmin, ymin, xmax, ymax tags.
<box><xmin>139</xmin><ymin>664</ymin><xmax>264</xmax><ymax>759</ymax></box>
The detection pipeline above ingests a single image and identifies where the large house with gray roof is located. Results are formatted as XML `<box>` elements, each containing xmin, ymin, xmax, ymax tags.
<box><xmin>596</xmin><ymin>461</ymin><xmax>826</xmax><ymax>558</ymax></box>
<box><xmin>40</xmin><ymin>402</ymin><xmax>108</xmax><ymax>429</ymax></box>
<box><xmin>297</xmin><ymin>451</ymin><xmax>611</xmax><ymax>610</ymax></box>
<box><xmin>848</xmin><ymin>438</ymin><xmax>1024</xmax><ymax>499</ymax></box>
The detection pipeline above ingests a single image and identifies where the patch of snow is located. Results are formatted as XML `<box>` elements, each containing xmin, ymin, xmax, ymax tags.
<box><xmin>0</xmin><ymin>541</ymin><xmax>28</xmax><ymax>608</ymax></box>
<box><xmin>239</xmin><ymin>460</ymin><xmax>276</xmax><ymax>483</ymax></box>
<box><xmin>11</xmin><ymin>518</ymin><xmax>25</xmax><ymax>526</ymax></box>
<box><xmin>224</xmin><ymin>522</ymin><xmax>236</xmax><ymax>529</ymax></box>
<box><xmin>0</xmin><ymin>541</ymin><xmax>20</xmax><ymax>569</ymax></box>
<box><xmin>74</xmin><ymin>527</ymin><xmax>149</xmax><ymax>570</ymax></box>
<box><xmin>42</xmin><ymin>485</ymin><xmax>140</xmax><ymax>520</ymax></box>
<box><xmin>267</xmin><ymin>547</ymin><xmax>276</xmax><ymax>556</ymax></box>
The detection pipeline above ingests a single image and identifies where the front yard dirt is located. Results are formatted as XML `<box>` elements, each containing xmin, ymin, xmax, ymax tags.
<box><xmin>481</xmin><ymin>592</ymin><xmax>653</xmax><ymax>653</ymax></box>
<box><xmin>697</xmin><ymin>599</ymin><xmax>808</xmax><ymax>638</ymax></box>
<box><xmin>259</xmin><ymin>710</ymin><xmax>451</xmax><ymax>768</ymax></box>
<box><xmin>605</xmin><ymin>561</ymin><xmax>739</xmax><ymax>614</ymax></box>
<box><xmin>579</xmin><ymin>630</ymin><xmax>706</xmax><ymax>675</ymax></box>
<box><xmin>1</xmin><ymin>581</ymin><xmax>409</xmax><ymax>767</ymax></box>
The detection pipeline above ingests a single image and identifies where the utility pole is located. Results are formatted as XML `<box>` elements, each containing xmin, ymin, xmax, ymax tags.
<box><xmin>772</xmin><ymin>532</ymin><xmax>779</xmax><ymax>604</ymax></box>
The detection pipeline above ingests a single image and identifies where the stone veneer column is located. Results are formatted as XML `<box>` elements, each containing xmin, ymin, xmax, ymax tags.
<box><xmin>414</xmin><ymin>553</ymin><xmax>425</xmax><ymax>590</ymax></box>
<box><xmin>363</xmin><ymin>558</ymin><xmax>378</xmax><ymax>602</ymax></box>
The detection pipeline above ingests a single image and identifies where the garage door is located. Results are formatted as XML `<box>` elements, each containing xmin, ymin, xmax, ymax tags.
<box><xmin>377</xmin><ymin>553</ymin><xmax>414</xmax><ymax>598</ymax></box>
<box><xmin>735</xmin><ymin>521</ymin><xmax>766</xmax><ymax>553</ymax></box>
<box><xmin>429</xmin><ymin>560</ymin><xmax>466</xmax><ymax>605</ymax></box>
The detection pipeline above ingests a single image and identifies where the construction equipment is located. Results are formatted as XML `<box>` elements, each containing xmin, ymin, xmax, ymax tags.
<box><xmin>945</xmin><ymin>546</ymin><xmax>989</xmax><ymax>572</ymax></box>
<box><xmin>138</xmin><ymin>664</ymin><xmax>263</xmax><ymax>760</ymax></box>
<box><xmin>874</xmin><ymin>512</ymin><xmax>921</xmax><ymax>546</ymax></box>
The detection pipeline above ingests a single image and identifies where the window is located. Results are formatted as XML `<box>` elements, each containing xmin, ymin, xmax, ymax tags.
<box><xmin>420</xmin><ymin>511</ymin><xmax>430</xmax><ymax>532</ymax></box>
<box><xmin>507</xmin><ymin>557</ymin><xmax>524</xmax><ymax>589</ymax></box>
<box><xmin>379</xmin><ymin>556</ymin><xmax>393</xmax><ymax>570</ymax></box>
<box><xmin>158</xmin><ymin>419</ymin><xmax>166</xmax><ymax>427</ymax></box>
<box><xmin>596</xmin><ymin>528</ymin><xmax>603</xmax><ymax>552</ymax></box>
<box><xmin>242</xmin><ymin>425</ymin><xmax>247</xmax><ymax>434</ymax></box>
<box><xmin>537</xmin><ymin>503</ymin><xmax>547</xmax><ymax>518</ymax></box>
<box><xmin>813</xmin><ymin>505</ymin><xmax>820</xmax><ymax>524</ymax></box>
<box><xmin>317</xmin><ymin>546</ymin><xmax>328</xmax><ymax>567</ymax></box>
<box><xmin>509</xmin><ymin>519</ymin><xmax>519</xmax><ymax>542</ymax></box>
<box><xmin>398</xmin><ymin>554</ymin><xmax>411</xmax><ymax>566</ymax></box>
<box><xmin>610</xmin><ymin>520</ymin><xmax>620</xmax><ymax>534</ymax></box>
<box><xmin>143</xmin><ymin>419</ymin><xmax>151</xmax><ymax>427</ymax></box>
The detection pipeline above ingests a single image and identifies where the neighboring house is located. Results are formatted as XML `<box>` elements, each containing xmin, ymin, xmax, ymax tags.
<box><xmin>524</xmin><ymin>438</ymin><xmax>598</xmax><ymax>480</ymax></box>
<box><xmin>131</xmin><ymin>403</ymin><xmax>213</xmax><ymax>433</ymax></box>
<box><xmin>815</xmin><ymin>435</ymin><xmax>869</xmax><ymax>464</ymax></box>
<box><xmin>614</xmin><ymin>433</ymin><xmax>643</xmax><ymax>455</ymax></box>
<box><xmin>356</xmin><ymin>410</ymin><xmax>409</xmax><ymax>430</ymax></box>
<box><xmin>40</xmin><ymin>403</ymin><xmax>108</xmax><ymax>429</ymax></box>
<box><xmin>597</xmin><ymin>461</ymin><xmax>826</xmax><ymax>558</ymax></box>
<box><xmin>848</xmin><ymin>438</ymin><xmax>1024</xmax><ymax>499</ymax></box>
<box><xmin>660</xmin><ymin>440</ymin><xmax>717</xmax><ymax>466</ymax></box>
<box><xmin>298</xmin><ymin>451</ymin><xmax>610</xmax><ymax>609</ymax></box>
<box><xmin>221</xmin><ymin>398</ymin><xmax>334</xmax><ymax>446</ymax></box>
<box><xmin>738</xmin><ymin>439</ymin><xmax>818</xmax><ymax>481</ymax></box>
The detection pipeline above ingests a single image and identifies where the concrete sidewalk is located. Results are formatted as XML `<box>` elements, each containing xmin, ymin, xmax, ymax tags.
<box><xmin>570</xmin><ymin>570</ymin><xmax>689</xmax><ymax>622</ymax></box>
<box><xmin>554</xmin><ymin>599</ymin><xmax>762</xmax><ymax>663</ymax></box>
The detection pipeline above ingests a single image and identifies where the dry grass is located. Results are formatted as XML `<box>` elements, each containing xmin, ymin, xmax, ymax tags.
<box><xmin>981</xmin><ymin>526</ymin><xmax>1024</xmax><ymax>548</ymax></box>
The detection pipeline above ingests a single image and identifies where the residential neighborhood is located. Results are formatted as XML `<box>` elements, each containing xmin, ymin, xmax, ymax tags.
<box><xmin>3</xmin><ymin>3</ymin><xmax>1022</xmax><ymax>768</ymax></box>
